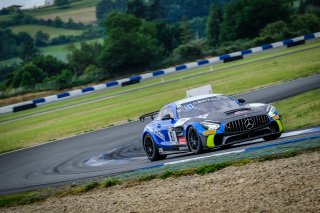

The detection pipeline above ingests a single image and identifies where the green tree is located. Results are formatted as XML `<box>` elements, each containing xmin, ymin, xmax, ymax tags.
<box><xmin>147</xmin><ymin>0</ymin><xmax>164</xmax><ymax>20</ymax></box>
<box><xmin>206</xmin><ymin>4</ymin><xmax>222</xmax><ymax>46</ymax></box>
<box><xmin>35</xmin><ymin>31</ymin><xmax>50</xmax><ymax>46</ymax></box>
<box><xmin>179</xmin><ymin>18</ymin><xmax>193</xmax><ymax>44</ymax></box>
<box><xmin>289</xmin><ymin>13</ymin><xmax>320</xmax><ymax>35</ymax></box>
<box><xmin>100</xmin><ymin>12</ymin><xmax>164</xmax><ymax>75</ymax></box>
<box><xmin>172</xmin><ymin>39</ymin><xmax>206</xmax><ymax>63</ymax></box>
<box><xmin>96</xmin><ymin>0</ymin><xmax>127</xmax><ymax>22</ymax></box>
<box><xmin>54</xmin><ymin>0</ymin><xmax>69</xmax><ymax>7</ymax></box>
<box><xmin>16</xmin><ymin>32</ymin><xmax>39</xmax><ymax>61</ymax></box>
<box><xmin>189</xmin><ymin>17</ymin><xmax>207</xmax><ymax>39</ymax></box>
<box><xmin>67</xmin><ymin>41</ymin><xmax>103</xmax><ymax>75</ymax></box>
<box><xmin>219</xmin><ymin>0</ymin><xmax>290</xmax><ymax>42</ymax></box>
<box><xmin>11</xmin><ymin>63</ymin><xmax>46</xmax><ymax>88</ymax></box>
<box><xmin>20</xmin><ymin>71</ymin><xmax>35</xmax><ymax>88</ymax></box>
<box><xmin>154</xmin><ymin>21</ymin><xmax>183</xmax><ymax>53</ymax></box>
<box><xmin>53</xmin><ymin>16</ymin><xmax>63</xmax><ymax>28</ymax></box>
<box><xmin>32</xmin><ymin>55</ymin><xmax>67</xmax><ymax>77</ymax></box>
<box><xmin>127</xmin><ymin>0</ymin><xmax>147</xmax><ymax>18</ymax></box>
<box><xmin>256</xmin><ymin>21</ymin><xmax>292</xmax><ymax>44</ymax></box>
<box><xmin>0</xmin><ymin>29</ymin><xmax>20</xmax><ymax>60</ymax></box>
<box><xmin>55</xmin><ymin>69</ymin><xmax>74</xmax><ymax>90</ymax></box>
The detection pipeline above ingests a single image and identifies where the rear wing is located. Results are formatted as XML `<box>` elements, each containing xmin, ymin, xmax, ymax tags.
<box><xmin>139</xmin><ymin>111</ymin><xmax>159</xmax><ymax>122</ymax></box>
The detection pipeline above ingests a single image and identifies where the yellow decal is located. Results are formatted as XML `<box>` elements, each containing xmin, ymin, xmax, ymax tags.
<box><xmin>273</xmin><ymin>115</ymin><xmax>280</xmax><ymax>120</ymax></box>
<box><xmin>276</xmin><ymin>120</ymin><xmax>283</xmax><ymax>132</ymax></box>
<box><xmin>207</xmin><ymin>135</ymin><xmax>215</xmax><ymax>148</ymax></box>
<box><xmin>203</xmin><ymin>130</ymin><xmax>216</xmax><ymax>135</ymax></box>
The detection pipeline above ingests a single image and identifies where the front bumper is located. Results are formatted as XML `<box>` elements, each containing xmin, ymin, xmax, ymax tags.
<box><xmin>202</xmin><ymin>118</ymin><xmax>283</xmax><ymax>148</ymax></box>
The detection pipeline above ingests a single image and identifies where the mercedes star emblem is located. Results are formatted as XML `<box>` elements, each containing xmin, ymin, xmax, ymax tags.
<box><xmin>244</xmin><ymin>118</ymin><xmax>254</xmax><ymax>129</ymax></box>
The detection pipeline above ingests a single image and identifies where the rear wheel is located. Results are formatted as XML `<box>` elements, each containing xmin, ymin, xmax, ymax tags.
<box><xmin>143</xmin><ymin>134</ymin><xmax>167</xmax><ymax>161</ymax></box>
<box><xmin>187</xmin><ymin>127</ymin><xmax>203</xmax><ymax>154</ymax></box>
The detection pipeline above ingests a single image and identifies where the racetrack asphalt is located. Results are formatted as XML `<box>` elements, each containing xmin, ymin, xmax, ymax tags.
<box><xmin>0</xmin><ymin>74</ymin><xmax>319</xmax><ymax>195</ymax></box>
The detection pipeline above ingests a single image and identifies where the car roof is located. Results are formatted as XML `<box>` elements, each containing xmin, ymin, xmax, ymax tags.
<box><xmin>172</xmin><ymin>93</ymin><xmax>223</xmax><ymax>106</ymax></box>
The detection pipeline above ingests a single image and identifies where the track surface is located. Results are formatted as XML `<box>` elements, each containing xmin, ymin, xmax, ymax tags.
<box><xmin>0</xmin><ymin>75</ymin><xmax>319</xmax><ymax>195</ymax></box>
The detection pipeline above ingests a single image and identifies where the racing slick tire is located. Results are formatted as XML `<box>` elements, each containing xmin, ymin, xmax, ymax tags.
<box><xmin>143</xmin><ymin>134</ymin><xmax>167</xmax><ymax>161</ymax></box>
<box><xmin>187</xmin><ymin>126</ymin><xmax>203</xmax><ymax>154</ymax></box>
<box><xmin>263</xmin><ymin>133</ymin><xmax>281</xmax><ymax>141</ymax></box>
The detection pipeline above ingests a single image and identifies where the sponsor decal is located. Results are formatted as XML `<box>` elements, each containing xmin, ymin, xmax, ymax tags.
<box><xmin>197</xmin><ymin>114</ymin><xmax>209</xmax><ymax>118</ymax></box>
<box><xmin>168</xmin><ymin>130</ymin><xmax>178</xmax><ymax>145</ymax></box>
<box><xmin>178</xmin><ymin>136</ymin><xmax>187</xmax><ymax>145</ymax></box>
<box><xmin>203</xmin><ymin>130</ymin><xmax>216</xmax><ymax>135</ymax></box>
<box><xmin>273</xmin><ymin>115</ymin><xmax>280</xmax><ymax>120</ymax></box>
<box><xmin>177</xmin><ymin>97</ymin><xmax>229</xmax><ymax>113</ymax></box>
<box><xmin>147</xmin><ymin>126</ymin><xmax>165</xmax><ymax>141</ymax></box>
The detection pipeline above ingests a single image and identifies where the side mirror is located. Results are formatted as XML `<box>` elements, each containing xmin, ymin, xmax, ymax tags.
<box><xmin>161</xmin><ymin>114</ymin><xmax>173</xmax><ymax>121</ymax></box>
<box><xmin>238</xmin><ymin>98</ymin><xmax>246</xmax><ymax>105</ymax></box>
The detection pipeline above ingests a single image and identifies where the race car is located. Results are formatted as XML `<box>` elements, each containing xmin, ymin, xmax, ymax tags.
<box><xmin>139</xmin><ymin>94</ymin><xmax>283</xmax><ymax>161</ymax></box>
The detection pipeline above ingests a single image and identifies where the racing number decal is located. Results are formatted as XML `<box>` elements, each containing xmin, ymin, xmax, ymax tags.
<box><xmin>168</xmin><ymin>130</ymin><xmax>178</xmax><ymax>144</ymax></box>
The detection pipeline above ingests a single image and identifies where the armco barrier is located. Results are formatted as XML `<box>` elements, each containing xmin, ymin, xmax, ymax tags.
<box><xmin>287</xmin><ymin>40</ymin><xmax>306</xmax><ymax>48</ymax></box>
<box><xmin>1</xmin><ymin>32</ymin><xmax>319</xmax><ymax>114</ymax></box>
<box><xmin>224</xmin><ymin>55</ymin><xmax>243</xmax><ymax>63</ymax></box>
<box><xmin>13</xmin><ymin>103</ymin><xmax>37</xmax><ymax>112</ymax></box>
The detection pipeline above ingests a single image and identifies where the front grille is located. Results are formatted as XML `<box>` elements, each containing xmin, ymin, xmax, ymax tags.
<box><xmin>225</xmin><ymin>129</ymin><xmax>270</xmax><ymax>144</ymax></box>
<box><xmin>224</xmin><ymin>114</ymin><xmax>269</xmax><ymax>133</ymax></box>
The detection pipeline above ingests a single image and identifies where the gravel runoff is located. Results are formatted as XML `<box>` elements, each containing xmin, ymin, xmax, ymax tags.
<box><xmin>5</xmin><ymin>151</ymin><xmax>320</xmax><ymax>213</ymax></box>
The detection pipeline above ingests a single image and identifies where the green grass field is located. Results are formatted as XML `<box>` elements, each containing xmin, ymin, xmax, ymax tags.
<box><xmin>0</xmin><ymin>14</ymin><xmax>13</xmax><ymax>22</ymax></box>
<box><xmin>40</xmin><ymin>44</ymin><xmax>70</xmax><ymax>62</ymax></box>
<box><xmin>0</xmin><ymin>58</ymin><xmax>22</xmax><ymax>66</ymax></box>
<box><xmin>0</xmin><ymin>40</ymin><xmax>319</xmax><ymax>153</ymax></box>
<box><xmin>40</xmin><ymin>38</ymin><xmax>103</xmax><ymax>62</ymax></box>
<box><xmin>11</xmin><ymin>24</ymin><xmax>83</xmax><ymax>38</ymax></box>
<box><xmin>27</xmin><ymin>0</ymin><xmax>99</xmax><ymax>24</ymax></box>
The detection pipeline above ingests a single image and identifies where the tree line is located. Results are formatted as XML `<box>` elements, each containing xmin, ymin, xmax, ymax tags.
<box><xmin>1</xmin><ymin>0</ymin><xmax>320</xmax><ymax>98</ymax></box>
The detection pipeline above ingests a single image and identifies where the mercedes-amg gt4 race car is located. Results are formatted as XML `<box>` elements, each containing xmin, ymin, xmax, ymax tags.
<box><xmin>140</xmin><ymin>94</ymin><xmax>283</xmax><ymax>161</ymax></box>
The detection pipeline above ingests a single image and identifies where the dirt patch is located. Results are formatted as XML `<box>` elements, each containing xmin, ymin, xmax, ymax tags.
<box><xmin>0</xmin><ymin>91</ymin><xmax>58</xmax><ymax>107</ymax></box>
<box><xmin>4</xmin><ymin>152</ymin><xmax>320</xmax><ymax>212</ymax></box>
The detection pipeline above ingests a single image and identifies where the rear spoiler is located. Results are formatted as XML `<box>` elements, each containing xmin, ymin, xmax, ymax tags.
<box><xmin>139</xmin><ymin>111</ymin><xmax>159</xmax><ymax>122</ymax></box>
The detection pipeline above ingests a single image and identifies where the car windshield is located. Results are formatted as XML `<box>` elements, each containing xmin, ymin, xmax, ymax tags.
<box><xmin>177</xmin><ymin>96</ymin><xmax>239</xmax><ymax>118</ymax></box>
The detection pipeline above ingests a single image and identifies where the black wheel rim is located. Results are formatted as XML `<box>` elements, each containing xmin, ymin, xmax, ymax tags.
<box><xmin>144</xmin><ymin>136</ymin><xmax>154</xmax><ymax>157</ymax></box>
<box><xmin>188</xmin><ymin>128</ymin><xmax>199</xmax><ymax>151</ymax></box>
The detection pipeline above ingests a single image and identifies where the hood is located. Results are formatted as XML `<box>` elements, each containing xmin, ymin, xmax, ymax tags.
<box><xmin>187</xmin><ymin>103</ymin><xmax>268</xmax><ymax>123</ymax></box>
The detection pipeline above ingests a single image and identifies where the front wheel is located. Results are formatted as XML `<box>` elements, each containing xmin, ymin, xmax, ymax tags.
<box><xmin>263</xmin><ymin>133</ymin><xmax>281</xmax><ymax>141</ymax></box>
<box><xmin>143</xmin><ymin>134</ymin><xmax>167</xmax><ymax>161</ymax></box>
<box><xmin>187</xmin><ymin>127</ymin><xmax>203</xmax><ymax>154</ymax></box>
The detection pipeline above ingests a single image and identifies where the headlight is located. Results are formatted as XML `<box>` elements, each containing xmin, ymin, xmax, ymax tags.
<box><xmin>201</xmin><ymin>121</ymin><xmax>220</xmax><ymax>130</ymax></box>
<box><xmin>267</xmin><ymin>105</ymin><xmax>277</xmax><ymax>117</ymax></box>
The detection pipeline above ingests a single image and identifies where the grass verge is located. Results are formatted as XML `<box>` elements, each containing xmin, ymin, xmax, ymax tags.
<box><xmin>1</xmin><ymin>147</ymin><xmax>319</xmax><ymax>208</ymax></box>
<box><xmin>273</xmin><ymin>89</ymin><xmax>320</xmax><ymax>130</ymax></box>
<box><xmin>1</xmin><ymin>40</ymin><xmax>319</xmax><ymax>120</ymax></box>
